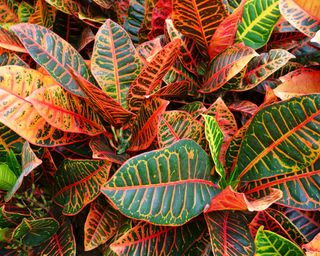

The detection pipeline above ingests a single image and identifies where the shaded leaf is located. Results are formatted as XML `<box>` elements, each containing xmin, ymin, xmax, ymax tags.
<box><xmin>0</xmin><ymin>205</ymin><xmax>30</xmax><ymax>229</ymax></box>
<box><xmin>0</xmin><ymin>49</ymin><xmax>28</xmax><ymax>67</ymax></box>
<box><xmin>29</xmin><ymin>0</ymin><xmax>56</xmax><ymax>28</ymax></box>
<box><xmin>0</xmin><ymin>164</ymin><xmax>17</xmax><ymax>191</ymax></box>
<box><xmin>150</xmin><ymin>80</ymin><xmax>189</xmax><ymax>99</ymax></box>
<box><xmin>229</xmin><ymin>100</ymin><xmax>258</xmax><ymax>116</ymax></box>
<box><xmin>180</xmin><ymin>101</ymin><xmax>207</xmax><ymax>119</ymax></box>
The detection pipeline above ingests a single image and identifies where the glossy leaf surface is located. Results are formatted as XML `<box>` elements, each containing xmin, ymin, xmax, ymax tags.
<box><xmin>102</xmin><ymin>139</ymin><xmax>219</xmax><ymax>225</ymax></box>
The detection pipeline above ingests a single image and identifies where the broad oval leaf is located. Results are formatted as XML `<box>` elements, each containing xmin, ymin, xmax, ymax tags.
<box><xmin>237</xmin><ymin>0</ymin><xmax>281</xmax><ymax>49</ymax></box>
<box><xmin>279</xmin><ymin>0</ymin><xmax>320</xmax><ymax>38</ymax></box>
<box><xmin>231</xmin><ymin>94</ymin><xmax>320</xmax><ymax>182</ymax></box>
<box><xmin>91</xmin><ymin>19</ymin><xmax>142</xmax><ymax>109</ymax></box>
<box><xmin>200</xmin><ymin>44</ymin><xmax>258</xmax><ymax>93</ymax></box>
<box><xmin>53</xmin><ymin>159</ymin><xmax>111</xmax><ymax>215</ymax></box>
<box><xmin>172</xmin><ymin>0</ymin><xmax>228</xmax><ymax>54</ymax></box>
<box><xmin>27</xmin><ymin>85</ymin><xmax>105</xmax><ymax>136</ymax></box>
<box><xmin>255</xmin><ymin>226</ymin><xmax>304</xmax><ymax>256</ymax></box>
<box><xmin>102</xmin><ymin>139</ymin><xmax>219</xmax><ymax>225</ymax></box>
<box><xmin>11</xmin><ymin>23</ymin><xmax>96</xmax><ymax>97</ymax></box>
<box><xmin>205</xmin><ymin>211</ymin><xmax>255</xmax><ymax>256</ymax></box>
<box><xmin>110</xmin><ymin>219</ymin><xmax>207</xmax><ymax>255</ymax></box>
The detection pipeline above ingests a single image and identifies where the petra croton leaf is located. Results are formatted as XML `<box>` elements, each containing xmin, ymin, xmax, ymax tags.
<box><xmin>128</xmin><ymin>98</ymin><xmax>169</xmax><ymax>151</ymax></box>
<box><xmin>274</xmin><ymin>68</ymin><xmax>320</xmax><ymax>100</ymax></box>
<box><xmin>27</xmin><ymin>85</ymin><xmax>105</xmax><ymax>136</ymax></box>
<box><xmin>228</xmin><ymin>100</ymin><xmax>258</xmax><ymax>116</ymax></box>
<box><xmin>255</xmin><ymin>226</ymin><xmax>304</xmax><ymax>256</ymax></box>
<box><xmin>12</xmin><ymin>217</ymin><xmax>59</xmax><ymax>247</ymax></box>
<box><xmin>0</xmin><ymin>0</ymin><xmax>19</xmax><ymax>23</ymax></box>
<box><xmin>180</xmin><ymin>101</ymin><xmax>207</xmax><ymax>119</ymax></box>
<box><xmin>0</xmin><ymin>27</ymin><xmax>27</xmax><ymax>53</ymax></box>
<box><xmin>0</xmin><ymin>205</ymin><xmax>30</xmax><ymax>229</ymax></box>
<box><xmin>158</xmin><ymin>110</ymin><xmax>206</xmax><ymax>149</ymax></box>
<box><xmin>11</xmin><ymin>23</ymin><xmax>96</xmax><ymax>97</ymax></box>
<box><xmin>200</xmin><ymin>44</ymin><xmax>258</xmax><ymax>93</ymax></box>
<box><xmin>102</xmin><ymin>139</ymin><xmax>219</xmax><ymax>225</ymax></box>
<box><xmin>53</xmin><ymin>159</ymin><xmax>111</xmax><ymax>215</ymax></box>
<box><xmin>28</xmin><ymin>0</ymin><xmax>56</xmax><ymax>28</ymax></box>
<box><xmin>172</xmin><ymin>0</ymin><xmax>228</xmax><ymax>54</ymax></box>
<box><xmin>110</xmin><ymin>219</ymin><xmax>207</xmax><ymax>255</ymax></box>
<box><xmin>84</xmin><ymin>198</ymin><xmax>120</xmax><ymax>251</ymax></box>
<box><xmin>279</xmin><ymin>0</ymin><xmax>320</xmax><ymax>38</ymax></box>
<box><xmin>205</xmin><ymin>211</ymin><xmax>255</xmax><ymax>256</ymax></box>
<box><xmin>138</xmin><ymin>0</ymin><xmax>158</xmax><ymax>42</ymax></box>
<box><xmin>237</xmin><ymin>0</ymin><xmax>281</xmax><ymax>49</ymax></box>
<box><xmin>127</xmin><ymin>38</ymin><xmax>181</xmax><ymax>112</ymax></box>
<box><xmin>91</xmin><ymin>19</ymin><xmax>142</xmax><ymax>109</ymax></box>
<box><xmin>39</xmin><ymin>217</ymin><xmax>76</xmax><ymax>256</ymax></box>
<box><xmin>228</xmin><ymin>49</ymin><xmax>294</xmax><ymax>91</ymax></box>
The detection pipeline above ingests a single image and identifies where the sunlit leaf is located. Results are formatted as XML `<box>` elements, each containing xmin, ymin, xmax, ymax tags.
<box><xmin>0</xmin><ymin>0</ymin><xmax>19</xmax><ymax>23</ymax></box>
<box><xmin>0</xmin><ymin>164</ymin><xmax>17</xmax><ymax>191</ymax></box>
<box><xmin>102</xmin><ymin>139</ymin><xmax>219</xmax><ymax>225</ymax></box>
<box><xmin>0</xmin><ymin>27</ymin><xmax>27</xmax><ymax>53</ymax></box>
<box><xmin>29</xmin><ymin>0</ymin><xmax>56</xmax><ymax>28</ymax></box>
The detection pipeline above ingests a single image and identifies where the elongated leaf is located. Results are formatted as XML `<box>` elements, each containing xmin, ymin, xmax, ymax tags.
<box><xmin>231</xmin><ymin>94</ymin><xmax>320</xmax><ymax>183</ymax></box>
<box><xmin>110</xmin><ymin>219</ymin><xmax>207</xmax><ymax>255</ymax></box>
<box><xmin>0</xmin><ymin>27</ymin><xmax>27</xmax><ymax>53</ymax></box>
<box><xmin>279</xmin><ymin>0</ymin><xmax>320</xmax><ymax>38</ymax></box>
<box><xmin>274</xmin><ymin>68</ymin><xmax>320</xmax><ymax>100</ymax></box>
<box><xmin>138</xmin><ymin>0</ymin><xmax>157</xmax><ymax>42</ymax></box>
<box><xmin>11</xmin><ymin>23</ymin><xmax>96</xmax><ymax>97</ymax></box>
<box><xmin>136</xmin><ymin>37</ymin><xmax>163</xmax><ymax>63</ymax></box>
<box><xmin>0</xmin><ymin>49</ymin><xmax>28</xmax><ymax>67</ymax></box>
<box><xmin>172</xmin><ymin>0</ymin><xmax>228</xmax><ymax>54</ymax></box>
<box><xmin>29</xmin><ymin>0</ymin><xmax>56</xmax><ymax>28</ymax></box>
<box><xmin>39</xmin><ymin>217</ymin><xmax>76</xmax><ymax>256</ymax></box>
<box><xmin>200</xmin><ymin>44</ymin><xmax>258</xmax><ymax>93</ymax></box>
<box><xmin>91</xmin><ymin>19</ymin><xmax>142</xmax><ymax>109</ymax></box>
<box><xmin>255</xmin><ymin>226</ymin><xmax>304</xmax><ymax>256</ymax></box>
<box><xmin>17</xmin><ymin>1</ymin><xmax>34</xmax><ymax>23</ymax></box>
<box><xmin>205</xmin><ymin>211</ymin><xmax>255</xmax><ymax>256</ymax></box>
<box><xmin>0</xmin><ymin>0</ymin><xmax>19</xmax><ymax>23</ymax></box>
<box><xmin>84</xmin><ymin>198</ymin><xmax>120</xmax><ymax>251</ymax></box>
<box><xmin>128</xmin><ymin>98</ymin><xmax>169</xmax><ymax>151</ymax></box>
<box><xmin>150</xmin><ymin>80</ymin><xmax>189</xmax><ymax>99</ymax></box>
<box><xmin>69</xmin><ymin>68</ymin><xmax>134</xmax><ymax>127</ymax></box>
<box><xmin>184</xmin><ymin>232</ymin><xmax>213</xmax><ymax>256</ymax></box>
<box><xmin>0</xmin><ymin>164</ymin><xmax>17</xmax><ymax>191</ymax></box>
<box><xmin>102</xmin><ymin>139</ymin><xmax>219</xmax><ymax>225</ymax></box>
<box><xmin>13</xmin><ymin>217</ymin><xmax>59</xmax><ymax>247</ymax></box>
<box><xmin>208</xmin><ymin>0</ymin><xmax>246</xmax><ymax>59</ymax></box>
<box><xmin>229</xmin><ymin>49</ymin><xmax>294</xmax><ymax>91</ymax></box>
<box><xmin>27</xmin><ymin>85</ymin><xmax>105</xmax><ymax>136</ymax></box>
<box><xmin>237</xmin><ymin>0</ymin><xmax>281</xmax><ymax>49</ymax></box>
<box><xmin>158</xmin><ymin>110</ymin><xmax>206</xmax><ymax>148</ymax></box>
<box><xmin>53</xmin><ymin>159</ymin><xmax>111</xmax><ymax>215</ymax></box>
<box><xmin>127</xmin><ymin>39</ymin><xmax>181</xmax><ymax>112</ymax></box>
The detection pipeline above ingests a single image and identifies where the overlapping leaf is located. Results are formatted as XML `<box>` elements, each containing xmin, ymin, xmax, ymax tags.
<box><xmin>180</xmin><ymin>101</ymin><xmax>207</xmax><ymax>119</ymax></box>
<box><xmin>172</xmin><ymin>0</ymin><xmax>228</xmax><ymax>54</ymax></box>
<box><xmin>237</xmin><ymin>0</ymin><xmax>281</xmax><ymax>49</ymax></box>
<box><xmin>148</xmin><ymin>0</ymin><xmax>172</xmax><ymax>39</ymax></box>
<box><xmin>11</xmin><ymin>23</ymin><xmax>96</xmax><ymax>97</ymax></box>
<box><xmin>200</xmin><ymin>44</ymin><xmax>258</xmax><ymax>93</ymax></box>
<box><xmin>91</xmin><ymin>19</ymin><xmax>142</xmax><ymax>109</ymax></box>
<box><xmin>102</xmin><ymin>139</ymin><xmax>219</xmax><ymax>225</ymax></box>
<box><xmin>0</xmin><ymin>49</ymin><xmax>27</xmax><ymax>67</ymax></box>
<box><xmin>302</xmin><ymin>232</ymin><xmax>320</xmax><ymax>256</ymax></box>
<box><xmin>0</xmin><ymin>205</ymin><xmax>30</xmax><ymax>228</ymax></box>
<box><xmin>0</xmin><ymin>0</ymin><xmax>19</xmax><ymax>23</ymax></box>
<box><xmin>127</xmin><ymin>39</ymin><xmax>181</xmax><ymax>112</ymax></box>
<box><xmin>110</xmin><ymin>219</ymin><xmax>207</xmax><ymax>255</ymax></box>
<box><xmin>29</xmin><ymin>0</ymin><xmax>56</xmax><ymax>28</ymax></box>
<box><xmin>138</xmin><ymin>0</ymin><xmax>157</xmax><ymax>42</ymax></box>
<box><xmin>0</xmin><ymin>27</ymin><xmax>27</xmax><ymax>53</ymax></box>
<box><xmin>27</xmin><ymin>85</ymin><xmax>105</xmax><ymax>136</ymax></box>
<box><xmin>53</xmin><ymin>159</ymin><xmax>111</xmax><ymax>215</ymax></box>
<box><xmin>205</xmin><ymin>211</ymin><xmax>255</xmax><ymax>256</ymax></box>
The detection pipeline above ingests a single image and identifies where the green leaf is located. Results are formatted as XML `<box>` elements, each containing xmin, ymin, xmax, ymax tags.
<box><xmin>13</xmin><ymin>217</ymin><xmax>59</xmax><ymax>247</ymax></box>
<box><xmin>0</xmin><ymin>49</ymin><xmax>27</xmax><ymax>67</ymax></box>
<box><xmin>17</xmin><ymin>1</ymin><xmax>34</xmax><ymax>23</ymax></box>
<box><xmin>6</xmin><ymin>149</ymin><xmax>21</xmax><ymax>177</ymax></box>
<box><xmin>0</xmin><ymin>205</ymin><xmax>30</xmax><ymax>229</ymax></box>
<box><xmin>53</xmin><ymin>159</ymin><xmax>111</xmax><ymax>215</ymax></box>
<box><xmin>237</xmin><ymin>0</ymin><xmax>281</xmax><ymax>49</ymax></box>
<box><xmin>102</xmin><ymin>139</ymin><xmax>219</xmax><ymax>225</ymax></box>
<box><xmin>255</xmin><ymin>226</ymin><xmax>304</xmax><ymax>255</ymax></box>
<box><xmin>91</xmin><ymin>19</ymin><xmax>142</xmax><ymax>109</ymax></box>
<box><xmin>11</xmin><ymin>23</ymin><xmax>96</xmax><ymax>98</ymax></box>
<box><xmin>0</xmin><ymin>163</ymin><xmax>17</xmax><ymax>191</ymax></box>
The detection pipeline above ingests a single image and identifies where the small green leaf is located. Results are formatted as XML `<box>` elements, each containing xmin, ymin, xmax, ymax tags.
<box><xmin>0</xmin><ymin>163</ymin><xmax>17</xmax><ymax>191</ymax></box>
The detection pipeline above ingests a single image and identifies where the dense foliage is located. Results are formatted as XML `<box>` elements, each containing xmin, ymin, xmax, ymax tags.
<box><xmin>0</xmin><ymin>0</ymin><xmax>319</xmax><ymax>255</ymax></box>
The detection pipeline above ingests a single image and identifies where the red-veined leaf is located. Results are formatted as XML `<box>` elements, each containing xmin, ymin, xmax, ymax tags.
<box><xmin>128</xmin><ymin>98</ymin><xmax>169</xmax><ymax>151</ymax></box>
<box><xmin>92</xmin><ymin>0</ymin><xmax>113</xmax><ymax>9</ymax></box>
<box><xmin>205</xmin><ymin>211</ymin><xmax>255</xmax><ymax>256</ymax></box>
<box><xmin>158</xmin><ymin>110</ymin><xmax>206</xmax><ymax>148</ymax></box>
<box><xmin>127</xmin><ymin>38</ymin><xmax>181</xmax><ymax>112</ymax></box>
<box><xmin>11</xmin><ymin>23</ymin><xmax>96</xmax><ymax>97</ymax></box>
<box><xmin>39</xmin><ymin>217</ymin><xmax>76</xmax><ymax>256</ymax></box>
<box><xmin>274</xmin><ymin>68</ymin><xmax>320</xmax><ymax>100</ymax></box>
<box><xmin>136</xmin><ymin>36</ymin><xmax>163</xmax><ymax>64</ymax></box>
<box><xmin>0</xmin><ymin>49</ymin><xmax>28</xmax><ymax>67</ymax></box>
<box><xmin>17</xmin><ymin>1</ymin><xmax>34</xmax><ymax>23</ymax></box>
<box><xmin>28</xmin><ymin>0</ymin><xmax>56</xmax><ymax>28</ymax></box>
<box><xmin>279</xmin><ymin>0</ymin><xmax>320</xmax><ymax>38</ymax></box>
<box><xmin>150</xmin><ymin>80</ymin><xmax>189</xmax><ymax>99</ymax></box>
<box><xmin>0</xmin><ymin>205</ymin><xmax>30</xmax><ymax>228</ymax></box>
<box><xmin>53</xmin><ymin>159</ymin><xmax>111</xmax><ymax>215</ymax></box>
<box><xmin>84</xmin><ymin>198</ymin><xmax>120</xmax><ymax>251</ymax></box>
<box><xmin>27</xmin><ymin>85</ymin><xmax>105</xmax><ymax>136</ymax></box>
<box><xmin>200</xmin><ymin>44</ymin><xmax>258</xmax><ymax>93</ymax></box>
<box><xmin>302</xmin><ymin>232</ymin><xmax>320</xmax><ymax>256</ymax></box>
<box><xmin>138</xmin><ymin>0</ymin><xmax>158</xmax><ymax>42</ymax></box>
<box><xmin>270</xmin><ymin>61</ymin><xmax>303</xmax><ymax>79</ymax></box>
<box><xmin>91</xmin><ymin>19</ymin><xmax>142</xmax><ymax>109</ymax></box>
<box><xmin>69</xmin><ymin>68</ymin><xmax>134</xmax><ymax>127</ymax></box>
<box><xmin>229</xmin><ymin>101</ymin><xmax>258</xmax><ymax>116</ymax></box>
<box><xmin>180</xmin><ymin>101</ymin><xmax>207</xmax><ymax>119</ymax></box>
<box><xmin>172</xmin><ymin>0</ymin><xmax>228</xmax><ymax>54</ymax></box>
<box><xmin>0</xmin><ymin>27</ymin><xmax>27</xmax><ymax>53</ymax></box>
<box><xmin>208</xmin><ymin>0</ymin><xmax>246</xmax><ymax>59</ymax></box>
<box><xmin>110</xmin><ymin>219</ymin><xmax>207</xmax><ymax>255</ymax></box>
<box><xmin>0</xmin><ymin>0</ymin><xmax>19</xmax><ymax>23</ymax></box>
<box><xmin>102</xmin><ymin>139</ymin><xmax>219</xmax><ymax>225</ymax></box>
<box><xmin>266</xmin><ymin>32</ymin><xmax>305</xmax><ymax>51</ymax></box>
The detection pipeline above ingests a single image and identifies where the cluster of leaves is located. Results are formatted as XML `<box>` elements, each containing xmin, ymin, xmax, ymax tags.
<box><xmin>0</xmin><ymin>0</ymin><xmax>319</xmax><ymax>255</ymax></box>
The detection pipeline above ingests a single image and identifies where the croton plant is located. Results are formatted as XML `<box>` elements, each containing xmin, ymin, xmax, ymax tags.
<box><xmin>0</xmin><ymin>0</ymin><xmax>319</xmax><ymax>255</ymax></box>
